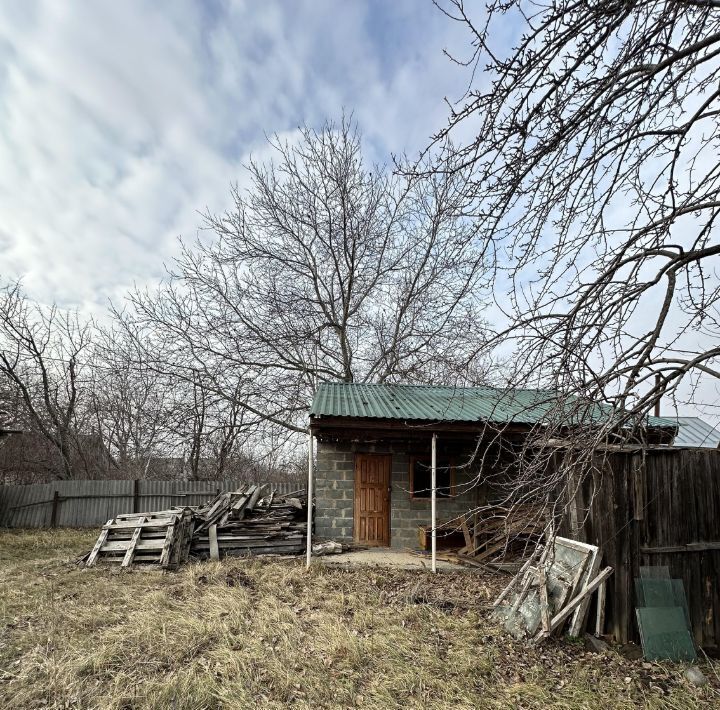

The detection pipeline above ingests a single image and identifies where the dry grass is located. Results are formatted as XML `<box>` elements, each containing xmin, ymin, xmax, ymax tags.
<box><xmin>1</xmin><ymin>529</ymin><xmax>718</xmax><ymax>709</ymax></box>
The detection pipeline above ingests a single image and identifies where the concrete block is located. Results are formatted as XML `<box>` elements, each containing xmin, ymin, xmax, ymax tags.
<box><xmin>323</xmin><ymin>488</ymin><xmax>346</xmax><ymax>500</ymax></box>
<box><xmin>316</xmin><ymin>499</ymin><xmax>338</xmax><ymax>512</ymax></box>
<box><xmin>405</xmin><ymin>501</ymin><xmax>431</xmax><ymax>513</ymax></box>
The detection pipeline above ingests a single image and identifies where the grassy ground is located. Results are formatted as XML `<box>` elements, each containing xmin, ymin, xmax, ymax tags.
<box><xmin>0</xmin><ymin>529</ymin><xmax>718</xmax><ymax>709</ymax></box>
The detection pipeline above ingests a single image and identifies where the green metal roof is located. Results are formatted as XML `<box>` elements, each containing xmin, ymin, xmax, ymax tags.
<box><xmin>310</xmin><ymin>382</ymin><xmax>675</xmax><ymax>428</ymax></box>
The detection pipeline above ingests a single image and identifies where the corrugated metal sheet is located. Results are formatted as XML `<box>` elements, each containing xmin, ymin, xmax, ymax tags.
<box><xmin>311</xmin><ymin>382</ymin><xmax>557</xmax><ymax>423</ymax></box>
<box><xmin>0</xmin><ymin>479</ymin><xmax>300</xmax><ymax>528</ymax></box>
<box><xmin>672</xmin><ymin>417</ymin><xmax>720</xmax><ymax>448</ymax></box>
<box><xmin>310</xmin><ymin>383</ymin><xmax>675</xmax><ymax>428</ymax></box>
<box><xmin>56</xmin><ymin>479</ymin><xmax>134</xmax><ymax>527</ymax></box>
<box><xmin>0</xmin><ymin>483</ymin><xmax>53</xmax><ymax>528</ymax></box>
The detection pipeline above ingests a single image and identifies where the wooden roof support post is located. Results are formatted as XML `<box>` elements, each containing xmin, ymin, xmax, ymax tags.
<box><xmin>306</xmin><ymin>430</ymin><xmax>314</xmax><ymax>569</ymax></box>
<box><xmin>431</xmin><ymin>432</ymin><xmax>437</xmax><ymax>574</ymax></box>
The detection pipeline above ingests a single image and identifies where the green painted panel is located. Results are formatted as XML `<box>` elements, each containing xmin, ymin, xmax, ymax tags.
<box><xmin>636</xmin><ymin>607</ymin><xmax>696</xmax><ymax>662</ymax></box>
<box><xmin>635</xmin><ymin>578</ymin><xmax>691</xmax><ymax>630</ymax></box>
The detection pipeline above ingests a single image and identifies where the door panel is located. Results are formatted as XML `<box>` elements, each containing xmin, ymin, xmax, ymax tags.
<box><xmin>354</xmin><ymin>453</ymin><xmax>391</xmax><ymax>546</ymax></box>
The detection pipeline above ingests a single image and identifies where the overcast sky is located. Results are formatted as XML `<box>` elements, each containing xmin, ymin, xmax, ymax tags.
<box><xmin>0</xmin><ymin>0</ymin><xmax>472</xmax><ymax>313</ymax></box>
<box><xmin>1</xmin><ymin>2</ymin><xmax>717</xmax><ymax>422</ymax></box>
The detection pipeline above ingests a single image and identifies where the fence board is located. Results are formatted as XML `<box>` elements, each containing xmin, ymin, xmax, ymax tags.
<box><xmin>569</xmin><ymin>448</ymin><xmax>720</xmax><ymax>649</ymax></box>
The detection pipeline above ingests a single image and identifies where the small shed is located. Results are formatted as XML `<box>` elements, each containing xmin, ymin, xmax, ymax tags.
<box><xmin>308</xmin><ymin>383</ymin><xmax>671</xmax><ymax>551</ymax></box>
<box><xmin>308</xmin><ymin>383</ymin><xmax>720</xmax><ymax>648</ymax></box>
<box><xmin>310</xmin><ymin>383</ymin><xmax>527</xmax><ymax>549</ymax></box>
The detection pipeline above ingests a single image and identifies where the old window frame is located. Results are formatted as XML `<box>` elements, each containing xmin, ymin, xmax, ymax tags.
<box><xmin>408</xmin><ymin>455</ymin><xmax>456</xmax><ymax>499</ymax></box>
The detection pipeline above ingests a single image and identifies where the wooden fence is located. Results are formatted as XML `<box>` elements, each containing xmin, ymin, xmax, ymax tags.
<box><xmin>566</xmin><ymin>448</ymin><xmax>720</xmax><ymax>650</ymax></box>
<box><xmin>0</xmin><ymin>479</ymin><xmax>300</xmax><ymax>529</ymax></box>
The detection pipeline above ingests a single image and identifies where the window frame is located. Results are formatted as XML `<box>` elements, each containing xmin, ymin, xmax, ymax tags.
<box><xmin>408</xmin><ymin>454</ymin><xmax>456</xmax><ymax>500</ymax></box>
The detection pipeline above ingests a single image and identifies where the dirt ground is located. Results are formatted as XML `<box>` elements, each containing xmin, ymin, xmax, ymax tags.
<box><xmin>316</xmin><ymin>548</ymin><xmax>460</xmax><ymax>569</ymax></box>
<box><xmin>1</xmin><ymin>529</ymin><xmax>718</xmax><ymax>709</ymax></box>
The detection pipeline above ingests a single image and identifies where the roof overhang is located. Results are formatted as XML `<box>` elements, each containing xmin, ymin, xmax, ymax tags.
<box><xmin>310</xmin><ymin>414</ymin><xmax>537</xmax><ymax>442</ymax></box>
<box><xmin>310</xmin><ymin>415</ymin><xmax>675</xmax><ymax>445</ymax></box>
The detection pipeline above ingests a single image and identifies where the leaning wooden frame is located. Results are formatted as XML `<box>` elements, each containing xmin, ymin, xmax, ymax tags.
<box><xmin>493</xmin><ymin>535</ymin><xmax>613</xmax><ymax>644</ymax></box>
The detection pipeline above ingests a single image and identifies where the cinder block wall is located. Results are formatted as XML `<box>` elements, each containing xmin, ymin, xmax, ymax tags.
<box><xmin>314</xmin><ymin>439</ymin><xmax>480</xmax><ymax>549</ymax></box>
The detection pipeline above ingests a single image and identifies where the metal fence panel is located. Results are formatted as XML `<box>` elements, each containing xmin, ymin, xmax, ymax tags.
<box><xmin>0</xmin><ymin>483</ymin><xmax>53</xmax><ymax>528</ymax></box>
<box><xmin>56</xmin><ymin>479</ymin><xmax>134</xmax><ymax>527</ymax></box>
<box><xmin>0</xmin><ymin>479</ymin><xmax>300</xmax><ymax>528</ymax></box>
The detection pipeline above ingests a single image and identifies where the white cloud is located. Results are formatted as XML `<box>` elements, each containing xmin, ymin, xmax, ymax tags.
<box><xmin>0</xmin><ymin>0</ymin><xmax>465</xmax><ymax>314</ymax></box>
<box><xmin>5</xmin><ymin>1</ymin><xmax>710</xmax><ymax>420</ymax></box>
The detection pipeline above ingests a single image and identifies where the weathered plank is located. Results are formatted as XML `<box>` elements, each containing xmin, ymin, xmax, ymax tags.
<box><xmin>101</xmin><ymin>539</ymin><xmax>166</xmax><ymax>552</ymax></box>
<box><xmin>121</xmin><ymin>516</ymin><xmax>147</xmax><ymax>567</ymax></box>
<box><xmin>86</xmin><ymin>518</ymin><xmax>114</xmax><ymax>566</ymax></box>
<box><xmin>595</xmin><ymin>579</ymin><xmax>606</xmax><ymax>637</ymax></box>
<box><xmin>569</xmin><ymin>547</ymin><xmax>602</xmax><ymax>636</ymax></box>
<box><xmin>209</xmin><ymin>524</ymin><xmax>220</xmax><ymax>561</ymax></box>
<box><xmin>640</xmin><ymin>542</ymin><xmax>720</xmax><ymax>554</ymax></box>
<box><xmin>158</xmin><ymin>520</ymin><xmax>177</xmax><ymax>568</ymax></box>
<box><xmin>537</xmin><ymin>566</ymin><xmax>614</xmax><ymax>639</ymax></box>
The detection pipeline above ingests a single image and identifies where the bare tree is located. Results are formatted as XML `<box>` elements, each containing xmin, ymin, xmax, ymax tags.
<box><xmin>120</xmin><ymin>117</ymin><xmax>494</xmax><ymax>436</ymax></box>
<box><xmin>427</xmin><ymin>0</ymin><xmax>720</xmax><ymax>421</ymax></box>
<box><xmin>207</xmin><ymin>387</ymin><xmax>249</xmax><ymax>479</ymax></box>
<box><xmin>418</xmin><ymin>0</ymin><xmax>720</xmax><ymax>532</ymax></box>
<box><xmin>0</xmin><ymin>281</ymin><xmax>93</xmax><ymax>479</ymax></box>
<box><xmin>90</xmin><ymin>324</ymin><xmax>176</xmax><ymax>478</ymax></box>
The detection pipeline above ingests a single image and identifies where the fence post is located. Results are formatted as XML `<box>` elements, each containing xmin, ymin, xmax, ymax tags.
<box><xmin>50</xmin><ymin>490</ymin><xmax>59</xmax><ymax>528</ymax></box>
<box><xmin>133</xmin><ymin>479</ymin><xmax>140</xmax><ymax>514</ymax></box>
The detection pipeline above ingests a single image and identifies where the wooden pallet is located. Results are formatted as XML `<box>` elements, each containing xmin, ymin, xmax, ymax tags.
<box><xmin>84</xmin><ymin>487</ymin><xmax>308</xmax><ymax>567</ymax></box>
<box><xmin>86</xmin><ymin>508</ymin><xmax>194</xmax><ymax>569</ymax></box>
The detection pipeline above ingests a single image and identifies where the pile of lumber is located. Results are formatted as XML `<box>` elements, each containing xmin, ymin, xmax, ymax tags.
<box><xmin>493</xmin><ymin>535</ymin><xmax>613</xmax><ymax>643</ymax></box>
<box><xmin>85</xmin><ymin>485</ymin><xmax>306</xmax><ymax>569</ymax></box>
<box><xmin>192</xmin><ymin>485</ymin><xmax>307</xmax><ymax>559</ymax></box>
<box><xmin>454</xmin><ymin>503</ymin><xmax>547</xmax><ymax>564</ymax></box>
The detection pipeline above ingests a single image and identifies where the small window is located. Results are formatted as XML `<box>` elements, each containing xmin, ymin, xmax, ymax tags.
<box><xmin>409</xmin><ymin>456</ymin><xmax>454</xmax><ymax>498</ymax></box>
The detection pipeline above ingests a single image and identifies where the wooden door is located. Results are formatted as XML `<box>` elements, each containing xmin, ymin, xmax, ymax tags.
<box><xmin>354</xmin><ymin>453</ymin><xmax>391</xmax><ymax>546</ymax></box>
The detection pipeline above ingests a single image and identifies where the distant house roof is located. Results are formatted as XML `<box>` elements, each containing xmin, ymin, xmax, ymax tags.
<box><xmin>310</xmin><ymin>383</ymin><xmax>674</xmax><ymax>429</ymax></box>
<box><xmin>672</xmin><ymin>417</ymin><xmax>720</xmax><ymax>448</ymax></box>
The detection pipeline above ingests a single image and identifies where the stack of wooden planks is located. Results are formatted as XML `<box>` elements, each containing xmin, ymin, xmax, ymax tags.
<box><xmin>86</xmin><ymin>508</ymin><xmax>195</xmax><ymax>570</ymax></box>
<box><xmin>191</xmin><ymin>486</ymin><xmax>306</xmax><ymax>559</ymax></box>
<box><xmin>84</xmin><ymin>486</ymin><xmax>307</xmax><ymax>568</ymax></box>
<box><xmin>453</xmin><ymin>503</ymin><xmax>547</xmax><ymax>564</ymax></box>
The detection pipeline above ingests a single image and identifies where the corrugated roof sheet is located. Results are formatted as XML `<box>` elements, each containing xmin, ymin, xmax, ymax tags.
<box><xmin>310</xmin><ymin>383</ymin><xmax>674</xmax><ymax>428</ymax></box>
<box><xmin>672</xmin><ymin>417</ymin><xmax>720</xmax><ymax>448</ymax></box>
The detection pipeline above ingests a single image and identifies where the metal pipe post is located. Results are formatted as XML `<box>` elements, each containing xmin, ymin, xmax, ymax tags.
<box><xmin>431</xmin><ymin>432</ymin><xmax>437</xmax><ymax>573</ymax></box>
<box><xmin>305</xmin><ymin>431</ymin><xmax>314</xmax><ymax>569</ymax></box>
